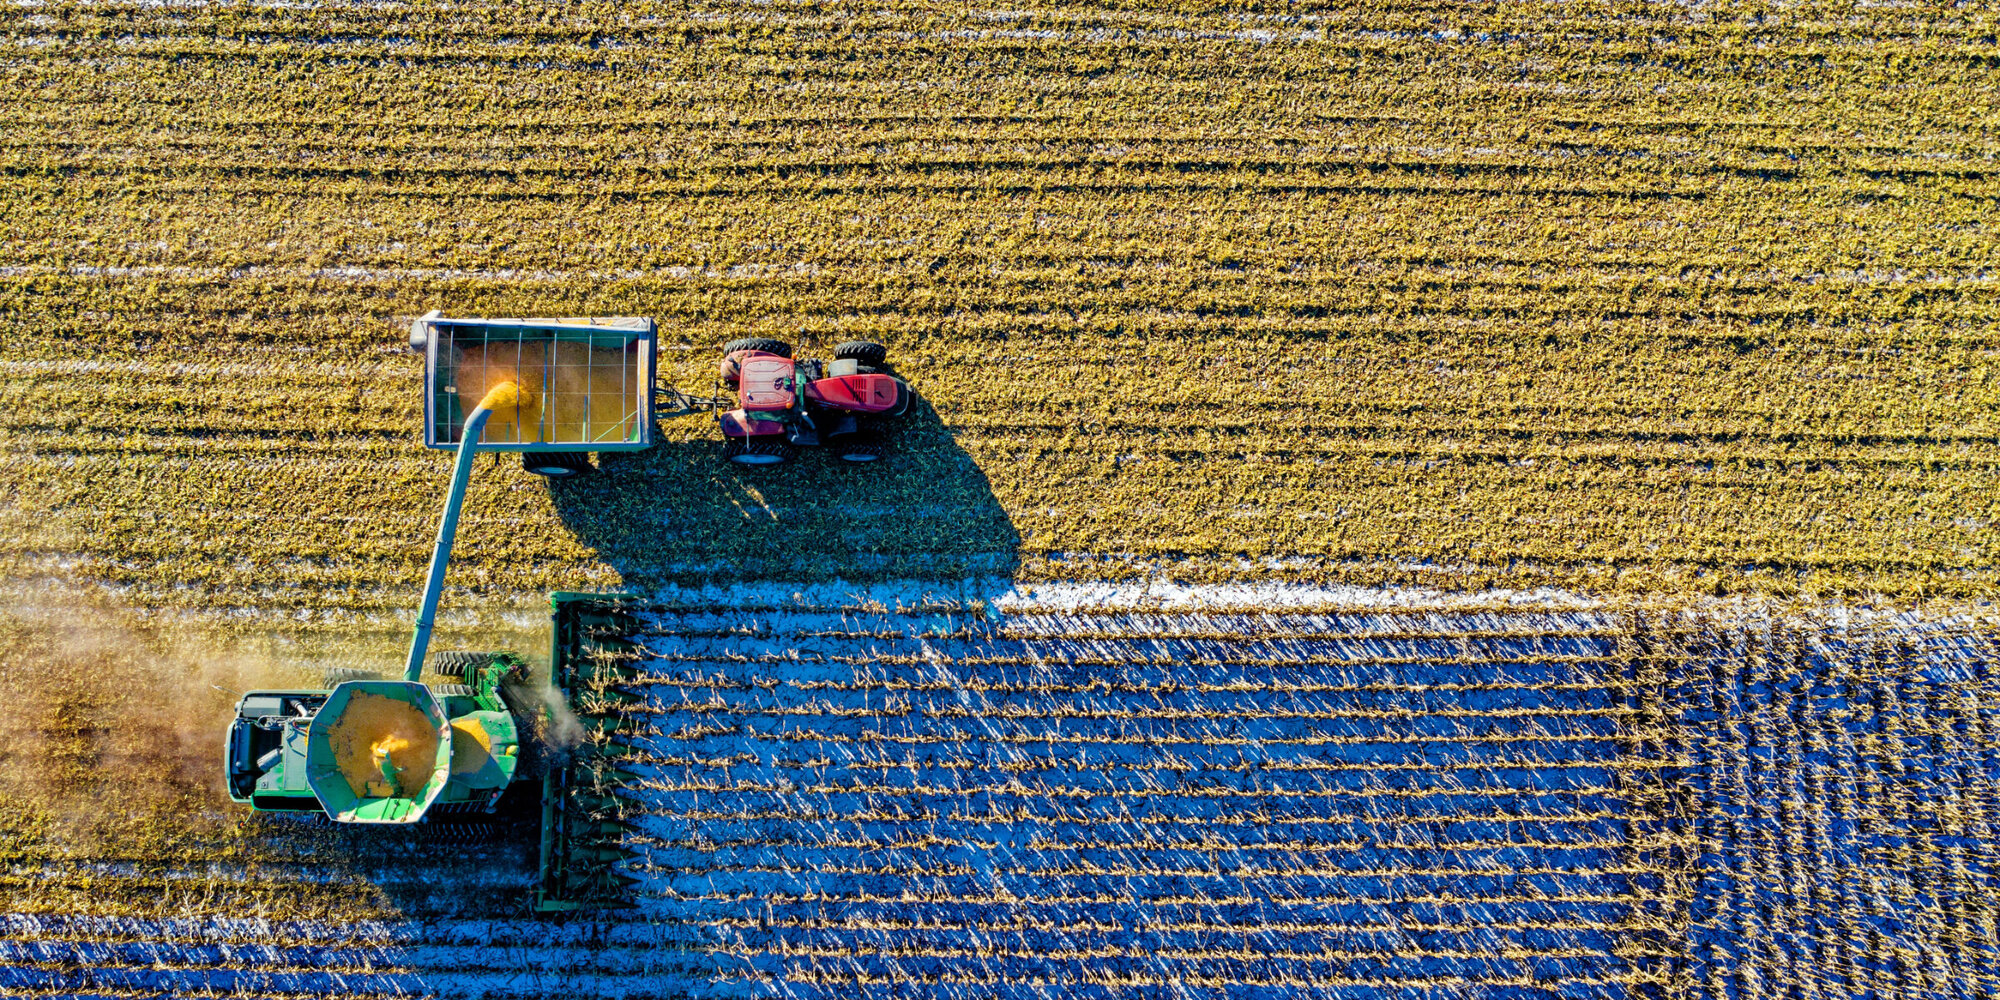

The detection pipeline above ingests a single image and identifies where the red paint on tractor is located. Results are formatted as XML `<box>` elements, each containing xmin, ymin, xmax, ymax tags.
<box><xmin>805</xmin><ymin>374</ymin><xmax>905</xmax><ymax>414</ymax></box>
<box><xmin>736</xmin><ymin>355</ymin><xmax>796</xmax><ymax>411</ymax></box>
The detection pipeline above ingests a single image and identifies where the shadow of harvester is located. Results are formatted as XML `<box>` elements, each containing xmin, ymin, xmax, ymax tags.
<box><xmin>547</xmin><ymin>389</ymin><xmax>1021</xmax><ymax>588</ymax></box>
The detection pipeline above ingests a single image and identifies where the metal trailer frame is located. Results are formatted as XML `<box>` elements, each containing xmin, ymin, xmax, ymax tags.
<box><xmin>412</xmin><ymin>311</ymin><xmax>658</xmax><ymax>454</ymax></box>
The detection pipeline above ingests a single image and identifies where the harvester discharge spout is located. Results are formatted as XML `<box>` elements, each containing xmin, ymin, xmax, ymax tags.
<box><xmin>404</xmin><ymin>381</ymin><xmax>527</xmax><ymax>682</ymax></box>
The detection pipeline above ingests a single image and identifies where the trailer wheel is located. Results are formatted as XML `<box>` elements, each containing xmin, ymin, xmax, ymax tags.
<box><xmin>322</xmin><ymin>667</ymin><xmax>383</xmax><ymax>686</ymax></box>
<box><xmin>429</xmin><ymin>651</ymin><xmax>498</xmax><ymax>679</ymax></box>
<box><xmin>724</xmin><ymin>436</ymin><xmax>794</xmax><ymax>466</ymax></box>
<box><xmin>833</xmin><ymin>341</ymin><xmax>888</xmax><ymax>366</ymax></box>
<box><xmin>722</xmin><ymin>337</ymin><xmax>792</xmax><ymax>359</ymax></box>
<box><xmin>523</xmin><ymin>452</ymin><xmax>593</xmax><ymax>478</ymax></box>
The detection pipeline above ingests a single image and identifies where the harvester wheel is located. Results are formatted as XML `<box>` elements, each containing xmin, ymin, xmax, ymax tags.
<box><xmin>428</xmin><ymin>651</ymin><xmax>497</xmax><ymax>679</ymax></box>
<box><xmin>722</xmin><ymin>337</ymin><xmax>792</xmax><ymax>359</ymax></box>
<box><xmin>833</xmin><ymin>341</ymin><xmax>888</xmax><ymax>366</ymax></box>
<box><xmin>522</xmin><ymin>452</ymin><xmax>593</xmax><ymax>478</ymax></box>
<box><xmin>724</xmin><ymin>436</ymin><xmax>794</xmax><ymax>466</ymax></box>
<box><xmin>322</xmin><ymin>667</ymin><xmax>383</xmax><ymax>686</ymax></box>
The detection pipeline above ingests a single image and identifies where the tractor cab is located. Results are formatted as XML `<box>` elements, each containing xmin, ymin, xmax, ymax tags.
<box><xmin>715</xmin><ymin>338</ymin><xmax>913</xmax><ymax>465</ymax></box>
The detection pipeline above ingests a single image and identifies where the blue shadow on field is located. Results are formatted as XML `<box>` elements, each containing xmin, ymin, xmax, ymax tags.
<box><xmin>546</xmin><ymin>385</ymin><xmax>1020</xmax><ymax>589</ymax></box>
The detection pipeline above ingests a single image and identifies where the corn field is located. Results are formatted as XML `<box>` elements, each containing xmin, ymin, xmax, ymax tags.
<box><xmin>1</xmin><ymin>1</ymin><xmax>1997</xmax><ymax>998</ymax></box>
<box><xmin>3</xmin><ymin>1</ymin><xmax>1997</xmax><ymax>607</ymax></box>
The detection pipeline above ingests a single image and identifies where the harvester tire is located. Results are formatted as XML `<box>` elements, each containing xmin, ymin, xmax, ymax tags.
<box><xmin>722</xmin><ymin>337</ymin><xmax>792</xmax><ymax>358</ymax></box>
<box><xmin>428</xmin><ymin>651</ymin><xmax>497</xmax><ymax>679</ymax></box>
<box><xmin>833</xmin><ymin>341</ymin><xmax>889</xmax><ymax>365</ymax></box>
<box><xmin>724</xmin><ymin>436</ymin><xmax>794</xmax><ymax>466</ymax></box>
<box><xmin>522</xmin><ymin>452</ymin><xmax>593</xmax><ymax>478</ymax></box>
<box><xmin>322</xmin><ymin>667</ymin><xmax>383</xmax><ymax>686</ymax></box>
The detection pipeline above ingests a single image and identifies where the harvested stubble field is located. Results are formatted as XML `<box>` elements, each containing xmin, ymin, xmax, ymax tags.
<box><xmin>4</xmin><ymin>0</ymin><xmax>1999</xmax><ymax>607</ymax></box>
<box><xmin>3</xmin><ymin>587</ymin><xmax>1998</xmax><ymax>998</ymax></box>
<box><xmin>2</xmin><ymin>1</ymin><xmax>1999</xmax><ymax>998</ymax></box>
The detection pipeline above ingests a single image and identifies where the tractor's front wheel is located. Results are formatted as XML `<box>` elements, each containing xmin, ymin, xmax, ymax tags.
<box><xmin>429</xmin><ymin>683</ymin><xmax>476</xmax><ymax>700</ymax></box>
<box><xmin>322</xmin><ymin>667</ymin><xmax>383</xmax><ymax>686</ymax></box>
<box><xmin>833</xmin><ymin>341</ymin><xmax>889</xmax><ymax>366</ymax></box>
<box><xmin>429</xmin><ymin>651</ymin><xmax>499</xmax><ymax>679</ymax></box>
<box><xmin>724</xmin><ymin>436</ymin><xmax>794</xmax><ymax>466</ymax></box>
<box><xmin>523</xmin><ymin>452</ymin><xmax>593</xmax><ymax>478</ymax></box>
<box><xmin>722</xmin><ymin>337</ymin><xmax>792</xmax><ymax>358</ymax></box>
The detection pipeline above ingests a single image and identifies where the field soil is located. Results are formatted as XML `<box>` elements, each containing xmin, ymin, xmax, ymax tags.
<box><xmin>2</xmin><ymin>2</ymin><xmax>1998</xmax><ymax>998</ymax></box>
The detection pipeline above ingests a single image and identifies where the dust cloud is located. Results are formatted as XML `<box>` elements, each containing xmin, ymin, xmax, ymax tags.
<box><xmin>0</xmin><ymin>597</ymin><xmax>290</xmax><ymax>843</ymax></box>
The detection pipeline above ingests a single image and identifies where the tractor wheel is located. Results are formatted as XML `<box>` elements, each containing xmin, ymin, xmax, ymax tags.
<box><xmin>833</xmin><ymin>341</ymin><xmax>888</xmax><ymax>366</ymax></box>
<box><xmin>724</xmin><ymin>436</ymin><xmax>794</xmax><ymax>466</ymax></box>
<box><xmin>322</xmin><ymin>667</ymin><xmax>383</xmax><ymax>686</ymax></box>
<box><xmin>836</xmin><ymin>441</ymin><xmax>886</xmax><ymax>464</ymax></box>
<box><xmin>722</xmin><ymin>337</ymin><xmax>792</xmax><ymax>359</ymax></box>
<box><xmin>429</xmin><ymin>651</ymin><xmax>498</xmax><ymax>679</ymax></box>
<box><xmin>522</xmin><ymin>452</ymin><xmax>593</xmax><ymax>478</ymax></box>
<box><xmin>429</xmin><ymin>683</ymin><xmax>476</xmax><ymax>699</ymax></box>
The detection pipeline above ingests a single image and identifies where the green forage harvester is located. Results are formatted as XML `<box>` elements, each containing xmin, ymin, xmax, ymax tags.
<box><xmin>223</xmin><ymin>317</ymin><xmax>659</xmax><ymax>912</ymax></box>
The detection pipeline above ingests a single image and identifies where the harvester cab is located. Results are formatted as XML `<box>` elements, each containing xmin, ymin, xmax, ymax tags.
<box><xmin>225</xmin><ymin>654</ymin><xmax>523</xmax><ymax>824</ymax></box>
<box><xmin>223</xmin><ymin>315</ymin><xmax>654</xmax><ymax>912</ymax></box>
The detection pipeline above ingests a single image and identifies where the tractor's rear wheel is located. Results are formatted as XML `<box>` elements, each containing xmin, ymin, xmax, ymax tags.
<box><xmin>322</xmin><ymin>667</ymin><xmax>383</xmax><ymax>686</ymax></box>
<box><xmin>429</xmin><ymin>651</ymin><xmax>498</xmax><ymax>679</ymax></box>
<box><xmin>833</xmin><ymin>341</ymin><xmax>888</xmax><ymax>366</ymax></box>
<box><xmin>723</xmin><ymin>337</ymin><xmax>792</xmax><ymax>358</ymax></box>
<box><xmin>724</xmin><ymin>436</ymin><xmax>794</xmax><ymax>466</ymax></box>
<box><xmin>523</xmin><ymin>452</ymin><xmax>593</xmax><ymax>478</ymax></box>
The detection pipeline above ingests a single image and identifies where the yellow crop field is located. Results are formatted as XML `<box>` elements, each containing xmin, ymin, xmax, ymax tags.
<box><xmin>1</xmin><ymin>2</ymin><xmax>1997</xmax><ymax>998</ymax></box>
<box><xmin>2</xmin><ymin>2</ymin><xmax>1997</xmax><ymax>615</ymax></box>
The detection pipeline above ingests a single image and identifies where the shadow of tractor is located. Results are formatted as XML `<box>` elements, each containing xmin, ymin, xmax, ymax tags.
<box><xmin>546</xmin><ymin>389</ymin><xmax>1021</xmax><ymax>588</ymax></box>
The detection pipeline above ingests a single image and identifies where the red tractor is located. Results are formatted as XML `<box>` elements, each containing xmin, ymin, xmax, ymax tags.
<box><xmin>714</xmin><ymin>338</ymin><xmax>912</xmax><ymax>466</ymax></box>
